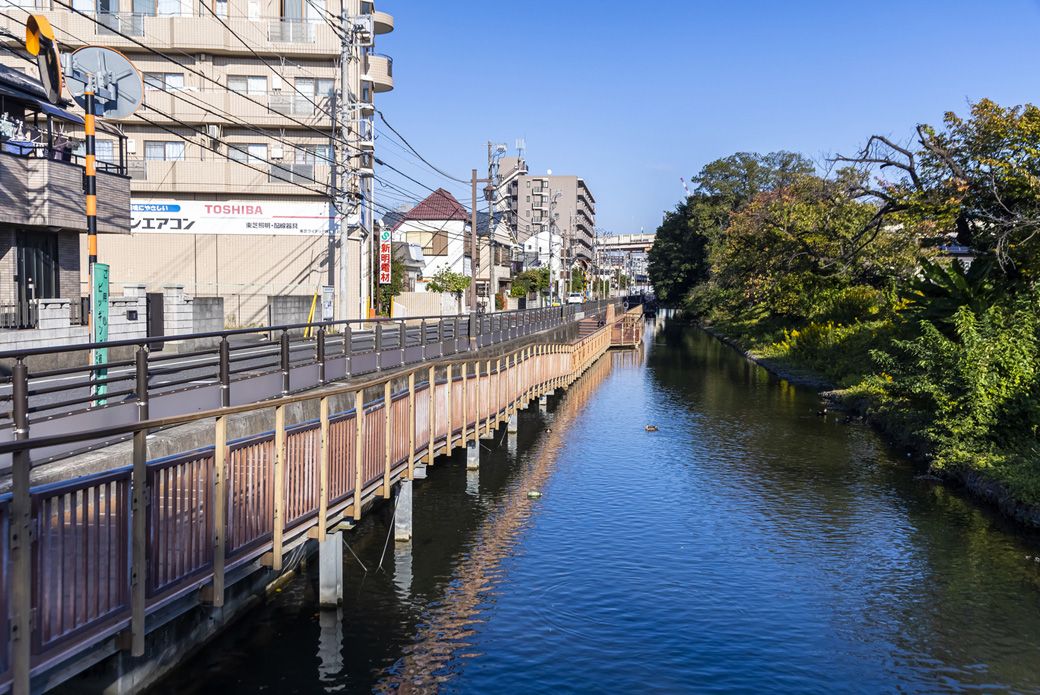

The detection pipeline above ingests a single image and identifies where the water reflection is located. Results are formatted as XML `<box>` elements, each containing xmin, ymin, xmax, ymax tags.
<box><xmin>151</xmin><ymin>321</ymin><xmax>1040</xmax><ymax>695</ymax></box>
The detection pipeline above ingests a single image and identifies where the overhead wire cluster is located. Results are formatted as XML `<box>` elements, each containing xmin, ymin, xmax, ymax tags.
<box><xmin>0</xmin><ymin>3</ymin><xmax>542</xmax><ymax>274</ymax></box>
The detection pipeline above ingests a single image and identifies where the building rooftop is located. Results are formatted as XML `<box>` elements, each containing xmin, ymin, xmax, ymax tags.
<box><xmin>395</xmin><ymin>187</ymin><xmax>469</xmax><ymax>228</ymax></box>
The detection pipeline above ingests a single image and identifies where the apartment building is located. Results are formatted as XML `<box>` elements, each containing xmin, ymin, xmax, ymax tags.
<box><xmin>0</xmin><ymin>0</ymin><xmax>393</xmax><ymax>326</ymax></box>
<box><xmin>493</xmin><ymin>159</ymin><xmax>595</xmax><ymax>297</ymax></box>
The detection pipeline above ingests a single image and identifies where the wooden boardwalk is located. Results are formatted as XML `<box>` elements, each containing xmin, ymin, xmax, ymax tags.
<box><xmin>0</xmin><ymin>305</ymin><xmax>638</xmax><ymax>694</ymax></box>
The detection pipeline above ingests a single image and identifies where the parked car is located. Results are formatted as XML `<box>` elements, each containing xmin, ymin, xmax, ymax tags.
<box><xmin>567</xmin><ymin>292</ymin><xmax>583</xmax><ymax>304</ymax></box>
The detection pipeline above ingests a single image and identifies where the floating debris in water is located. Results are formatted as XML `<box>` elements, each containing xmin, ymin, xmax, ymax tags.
<box><xmin>527</xmin><ymin>490</ymin><xmax>542</xmax><ymax>499</ymax></box>
<box><xmin>645</xmin><ymin>425</ymin><xmax>659</xmax><ymax>432</ymax></box>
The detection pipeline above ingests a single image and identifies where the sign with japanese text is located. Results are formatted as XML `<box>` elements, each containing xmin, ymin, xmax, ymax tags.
<box><xmin>131</xmin><ymin>200</ymin><xmax>334</xmax><ymax>235</ymax></box>
<box><xmin>379</xmin><ymin>228</ymin><xmax>392</xmax><ymax>284</ymax></box>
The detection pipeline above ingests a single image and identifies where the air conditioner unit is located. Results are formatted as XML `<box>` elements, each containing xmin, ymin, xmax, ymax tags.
<box><xmin>207</xmin><ymin>124</ymin><xmax>221</xmax><ymax>139</ymax></box>
<box><xmin>126</xmin><ymin>138</ymin><xmax>136</xmax><ymax>154</ymax></box>
<box><xmin>271</xmin><ymin>75</ymin><xmax>283</xmax><ymax>91</ymax></box>
<box><xmin>271</xmin><ymin>145</ymin><xmax>284</xmax><ymax>160</ymax></box>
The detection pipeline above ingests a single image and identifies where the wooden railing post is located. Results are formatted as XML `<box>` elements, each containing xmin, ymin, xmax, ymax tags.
<box><xmin>353</xmin><ymin>390</ymin><xmax>364</xmax><ymax>520</ymax></box>
<box><xmin>407</xmin><ymin>372</ymin><xmax>416</xmax><ymax>479</ymax></box>
<box><xmin>130</xmin><ymin>426</ymin><xmax>148</xmax><ymax>656</ymax></box>
<box><xmin>485</xmin><ymin>359</ymin><xmax>493</xmax><ymax>433</ymax></box>
<box><xmin>427</xmin><ymin>365</ymin><xmax>436</xmax><ymax>466</ymax></box>
<box><xmin>382</xmin><ymin>380</ymin><xmax>392</xmax><ymax>497</ymax></box>
<box><xmin>317</xmin><ymin>396</ymin><xmax>329</xmax><ymax>541</ymax></box>
<box><xmin>445</xmin><ymin>364</ymin><xmax>453</xmax><ymax>453</ymax></box>
<box><xmin>461</xmin><ymin>362</ymin><xmax>469</xmax><ymax>444</ymax></box>
<box><xmin>271</xmin><ymin>404</ymin><xmax>286</xmax><ymax>570</ymax></box>
<box><xmin>208</xmin><ymin>415</ymin><xmax>228</xmax><ymax>607</ymax></box>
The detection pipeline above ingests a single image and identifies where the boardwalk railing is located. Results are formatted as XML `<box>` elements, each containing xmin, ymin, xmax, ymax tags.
<box><xmin>0</xmin><ymin>307</ymin><xmax>628</xmax><ymax>695</ymax></box>
<box><xmin>0</xmin><ymin>298</ymin><xmax>640</xmax><ymax>467</ymax></box>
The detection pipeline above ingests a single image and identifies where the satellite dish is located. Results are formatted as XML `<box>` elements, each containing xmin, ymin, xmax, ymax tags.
<box><xmin>64</xmin><ymin>46</ymin><xmax>143</xmax><ymax>118</ymax></box>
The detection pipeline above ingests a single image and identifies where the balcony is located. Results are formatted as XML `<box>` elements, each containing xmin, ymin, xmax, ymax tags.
<box><xmin>0</xmin><ymin>11</ymin><xmax>340</xmax><ymax>58</ymax></box>
<box><xmin>372</xmin><ymin>9</ymin><xmax>394</xmax><ymax>34</ymax></box>
<box><xmin>126</xmin><ymin>158</ymin><xmax>330</xmax><ymax>195</ymax></box>
<box><xmin>136</xmin><ymin>88</ymin><xmax>333</xmax><ymax>128</ymax></box>
<box><xmin>363</xmin><ymin>54</ymin><xmax>394</xmax><ymax>93</ymax></box>
<box><xmin>0</xmin><ymin>150</ymin><xmax>130</xmax><ymax>234</ymax></box>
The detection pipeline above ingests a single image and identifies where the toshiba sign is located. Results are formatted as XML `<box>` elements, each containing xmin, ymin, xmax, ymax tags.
<box><xmin>131</xmin><ymin>199</ymin><xmax>334</xmax><ymax>235</ymax></box>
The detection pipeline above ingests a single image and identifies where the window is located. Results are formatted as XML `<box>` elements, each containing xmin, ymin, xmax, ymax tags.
<box><xmin>95</xmin><ymin>140</ymin><xmax>115</xmax><ymax>163</ymax></box>
<box><xmin>204</xmin><ymin>0</ymin><xmax>228</xmax><ymax>16</ymax></box>
<box><xmin>228</xmin><ymin>75</ymin><xmax>267</xmax><ymax>95</ymax></box>
<box><xmin>297</xmin><ymin>144</ymin><xmax>331</xmax><ymax>164</ymax></box>
<box><xmin>144</xmin><ymin>140</ymin><xmax>185</xmax><ymax>161</ymax></box>
<box><xmin>143</xmin><ymin>72</ymin><xmax>184</xmax><ymax>91</ymax></box>
<box><xmin>295</xmin><ymin>77</ymin><xmax>334</xmax><ymax>99</ymax></box>
<box><xmin>229</xmin><ymin>143</ymin><xmax>268</xmax><ymax>163</ymax></box>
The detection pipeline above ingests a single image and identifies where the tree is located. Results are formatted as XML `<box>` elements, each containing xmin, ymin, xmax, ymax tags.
<box><xmin>649</xmin><ymin>152</ymin><xmax>816</xmax><ymax>305</ymax></box>
<box><xmin>834</xmin><ymin>99</ymin><xmax>1040</xmax><ymax>279</ymax></box>
<box><xmin>510</xmin><ymin>268</ymin><xmax>550</xmax><ymax>299</ymax></box>
<box><xmin>375</xmin><ymin>258</ymin><xmax>405</xmax><ymax>316</ymax></box>
<box><xmin>570</xmin><ymin>267</ymin><xmax>587</xmax><ymax>293</ymax></box>
<box><xmin>709</xmin><ymin>171</ymin><xmax>924</xmax><ymax>319</ymax></box>
<box><xmin>426</xmin><ymin>268</ymin><xmax>471</xmax><ymax>312</ymax></box>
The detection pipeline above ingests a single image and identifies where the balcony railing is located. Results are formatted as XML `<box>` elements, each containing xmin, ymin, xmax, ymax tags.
<box><xmin>269</xmin><ymin>93</ymin><xmax>333</xmax><ymax>117</ymax></box>
<box><xmin>268</xmin><ymin>162</ymin><xmax>315</xmax><ymax>184</ymax></box>
<box><xmin>268</xmin><ymin>18</ymin><xmax>317</xmax><ymax>43</ymax></box>
<box><xmin>96</xmin><ymin>12</ymin><xmax>146</xmax><ymax>37</ymax></box>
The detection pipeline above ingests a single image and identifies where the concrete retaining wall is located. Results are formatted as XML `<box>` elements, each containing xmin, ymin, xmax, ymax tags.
<box><xmin>192</xmin><ymin>296</ymin><xmax>225</xmax><ymax>333</ymax></box>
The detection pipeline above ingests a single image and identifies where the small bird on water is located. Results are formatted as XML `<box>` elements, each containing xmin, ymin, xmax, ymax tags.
<box><xmin>645</xmin><ymin>425</ymin><xmax>659</xmax><ymax>432</ymax></box>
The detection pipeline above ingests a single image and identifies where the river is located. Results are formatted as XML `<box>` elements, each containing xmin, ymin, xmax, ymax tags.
<box><xmin>159</xmin><ymin>318</ymin><xmax>1040</xmax><ymax>693</ymax></box>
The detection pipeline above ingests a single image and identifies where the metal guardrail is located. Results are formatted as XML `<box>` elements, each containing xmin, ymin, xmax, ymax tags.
<box><xmin>0</xmin><ymin>299</ymin><xmax>634</xmax><ymax>466</ymax></box>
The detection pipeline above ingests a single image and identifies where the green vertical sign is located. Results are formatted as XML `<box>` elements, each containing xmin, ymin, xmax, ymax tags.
<box><xmin>91</xmin><ymin>262</ymin><xmax>110</xmax><ymax>404</ymax></box>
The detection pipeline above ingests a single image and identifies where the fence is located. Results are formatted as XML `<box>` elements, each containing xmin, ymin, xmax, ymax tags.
<box><xmin>0</xmin><ymin>306</ymin><xmax>631</xmax><ymax>694</ymax></box>
<box><xmin>0</xmin><ymin>299</ymin><xmax>625</xmax><ymax>467</ymax></box>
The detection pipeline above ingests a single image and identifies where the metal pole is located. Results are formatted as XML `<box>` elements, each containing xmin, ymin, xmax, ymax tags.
<box><xmin>10</xmin><ymin>360</ymin><xmax>30</xmax><ymax>695</ymax></box>
<box><xmin>470</xmin><ymin>168</ymin><xmax>478</xmax><ymax>314</ymax></box>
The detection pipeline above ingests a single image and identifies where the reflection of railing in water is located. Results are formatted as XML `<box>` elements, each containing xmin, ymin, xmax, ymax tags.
<box><xmin>0</xmin><ymin>315</ymin><xmax>618</xmax><ymax>693</ymax></box>
<box><xmin>374</xmin><ymin>342</ymin><xmax>615</xmax><ymax>692</ymax></box>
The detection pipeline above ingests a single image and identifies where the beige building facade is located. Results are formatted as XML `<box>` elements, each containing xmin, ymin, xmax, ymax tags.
<box><xmin>0</xmin><ymin>0</ymin><xmax>393</xmax><ymax>326</ymax></box>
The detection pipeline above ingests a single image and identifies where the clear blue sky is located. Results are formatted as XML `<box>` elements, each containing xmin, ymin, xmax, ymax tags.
<box><xmin>374</xmin><ymin>0</ymin><xmax>1040</xmax><ymax>233</ymax></box>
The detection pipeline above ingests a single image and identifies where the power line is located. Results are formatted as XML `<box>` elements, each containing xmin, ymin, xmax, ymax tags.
<box><xmin>376</xmin><ymin>109</ymin><xmax>469</xmax><ymax>184</ymax></box>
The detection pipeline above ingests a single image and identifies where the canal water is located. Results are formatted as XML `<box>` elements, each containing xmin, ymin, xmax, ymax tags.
<box><xmin>160</xmin><ymin>319</ymin><xmax>1040</xmax><ymax>693</ymax></box>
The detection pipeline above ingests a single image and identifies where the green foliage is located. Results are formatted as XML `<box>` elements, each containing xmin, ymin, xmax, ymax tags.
<box><xmin>425</xmin><ymin>268</ymin><xmax>470</xmax><ymax>298</ymax></box>
<box><xmin>904</xmin><ymin>256</ymin><xmax>1007</xmax><ymax>327</ymax></box>
<box><xmin>510</xmin><ymin>268</ymin><xmax>550</xmax><ymax>298</ymax></box>
<box><xmin>663</xmin><ymin>103</ymin><xmax>1040</xmax><ymax>509</ymax></box>
<box><xmin>869</xmin><ymin>295</ymin><xmax>1040</xmax><ymax>503</ymax></box>
<box><xmin>570</xmin><ymin>268</ymin><xmax>587</xmax><ymax>293</ymax></box>
<box><xmin>376</xmin><ymin>258</ymin><xmax>405</xmax><ymax>316</ymax></box>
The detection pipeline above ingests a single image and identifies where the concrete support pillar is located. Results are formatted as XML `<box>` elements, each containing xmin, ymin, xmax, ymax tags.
<box><xmin>394</xmin><ymin>480</ymin><xmax>413</xmax><ymax>542</ymax></box>
<box><xmin>466</xmin><ymin>439</ymin><xmax>479</xmax><ymax>470</ymax></box>
<box><xmin>413</xmin><ymin>464</ymin><xmax>427</xmax><ymax>480</ymax></box>
<box><xmin>318</xmin><ymin>531</ymin><xmax>343</xmax><ymax>607</ymax></box>
<box><xmin>538</xmin><ymin>394</ymin><xmax>548</xmax><ymax>413</ymax></box>
<box><xmin>507</xmin><ymin>412</ymin><xmax>518</xmax><ymax>433</ymax></box>
<box><xmin>507</xmin><ymin>432</ymin><xmax>517</xmax><ymax>456</ymax></box>
<box><xmin>466</xmin><ymin>468</ymin><xmax>479</xmax><ymax>497</ymax></box>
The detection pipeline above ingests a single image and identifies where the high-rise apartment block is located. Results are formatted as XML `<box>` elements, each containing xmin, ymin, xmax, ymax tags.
<box><xmin>0</xmin><ymin>0</ymin><xmax>393</xmax><ymax>324</ymax></box>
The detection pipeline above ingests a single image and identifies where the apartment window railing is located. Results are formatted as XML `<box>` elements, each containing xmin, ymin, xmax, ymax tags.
<box><xmin>126</xmin><ymin>159</ymin><xmax>148</xmax><ymax>179</ymax></box>
<box><xmin>268</xmin><ymin>18</ymin><xmax>317</xmax><ymax>43</ymax></box>
<box><xmin>269</xmin><ymin>162</ymin><xmax>314</xmax><ymax>184</ymax></box>
<box><xmin>269</xmin><ymin>94</ymin><xmax>331</xmax><ymax>117</ymax></box>
<box><xmin>96</xmin><ymin>12</ymin><xmax>147</xmax><ymax>37</ymax></box>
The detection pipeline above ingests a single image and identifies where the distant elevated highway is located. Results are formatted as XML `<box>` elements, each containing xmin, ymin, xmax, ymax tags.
<box><xmin>597</xmin><ymin>233</ymin><xmax>655</xmax><ymax>253</ymax></box>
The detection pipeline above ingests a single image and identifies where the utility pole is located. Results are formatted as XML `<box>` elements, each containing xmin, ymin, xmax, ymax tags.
<box><xmin>486</xmin><ymin>142</ymin><xmax>496</xmax><ymax>312</ymax></box>
<box><xmin>470</xmin><ymin>168</ymin><xmax>478</xmax><ymax>314</ymax></box>
<box><xmin>339</xmin><ymin>0</ymin><xmax>369</xmax><ymax>320</ymax></box>
<box><xmin>328</xmin><ymin>88</ymin><xmax>337</xmax><ymax>290</ymax></box>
